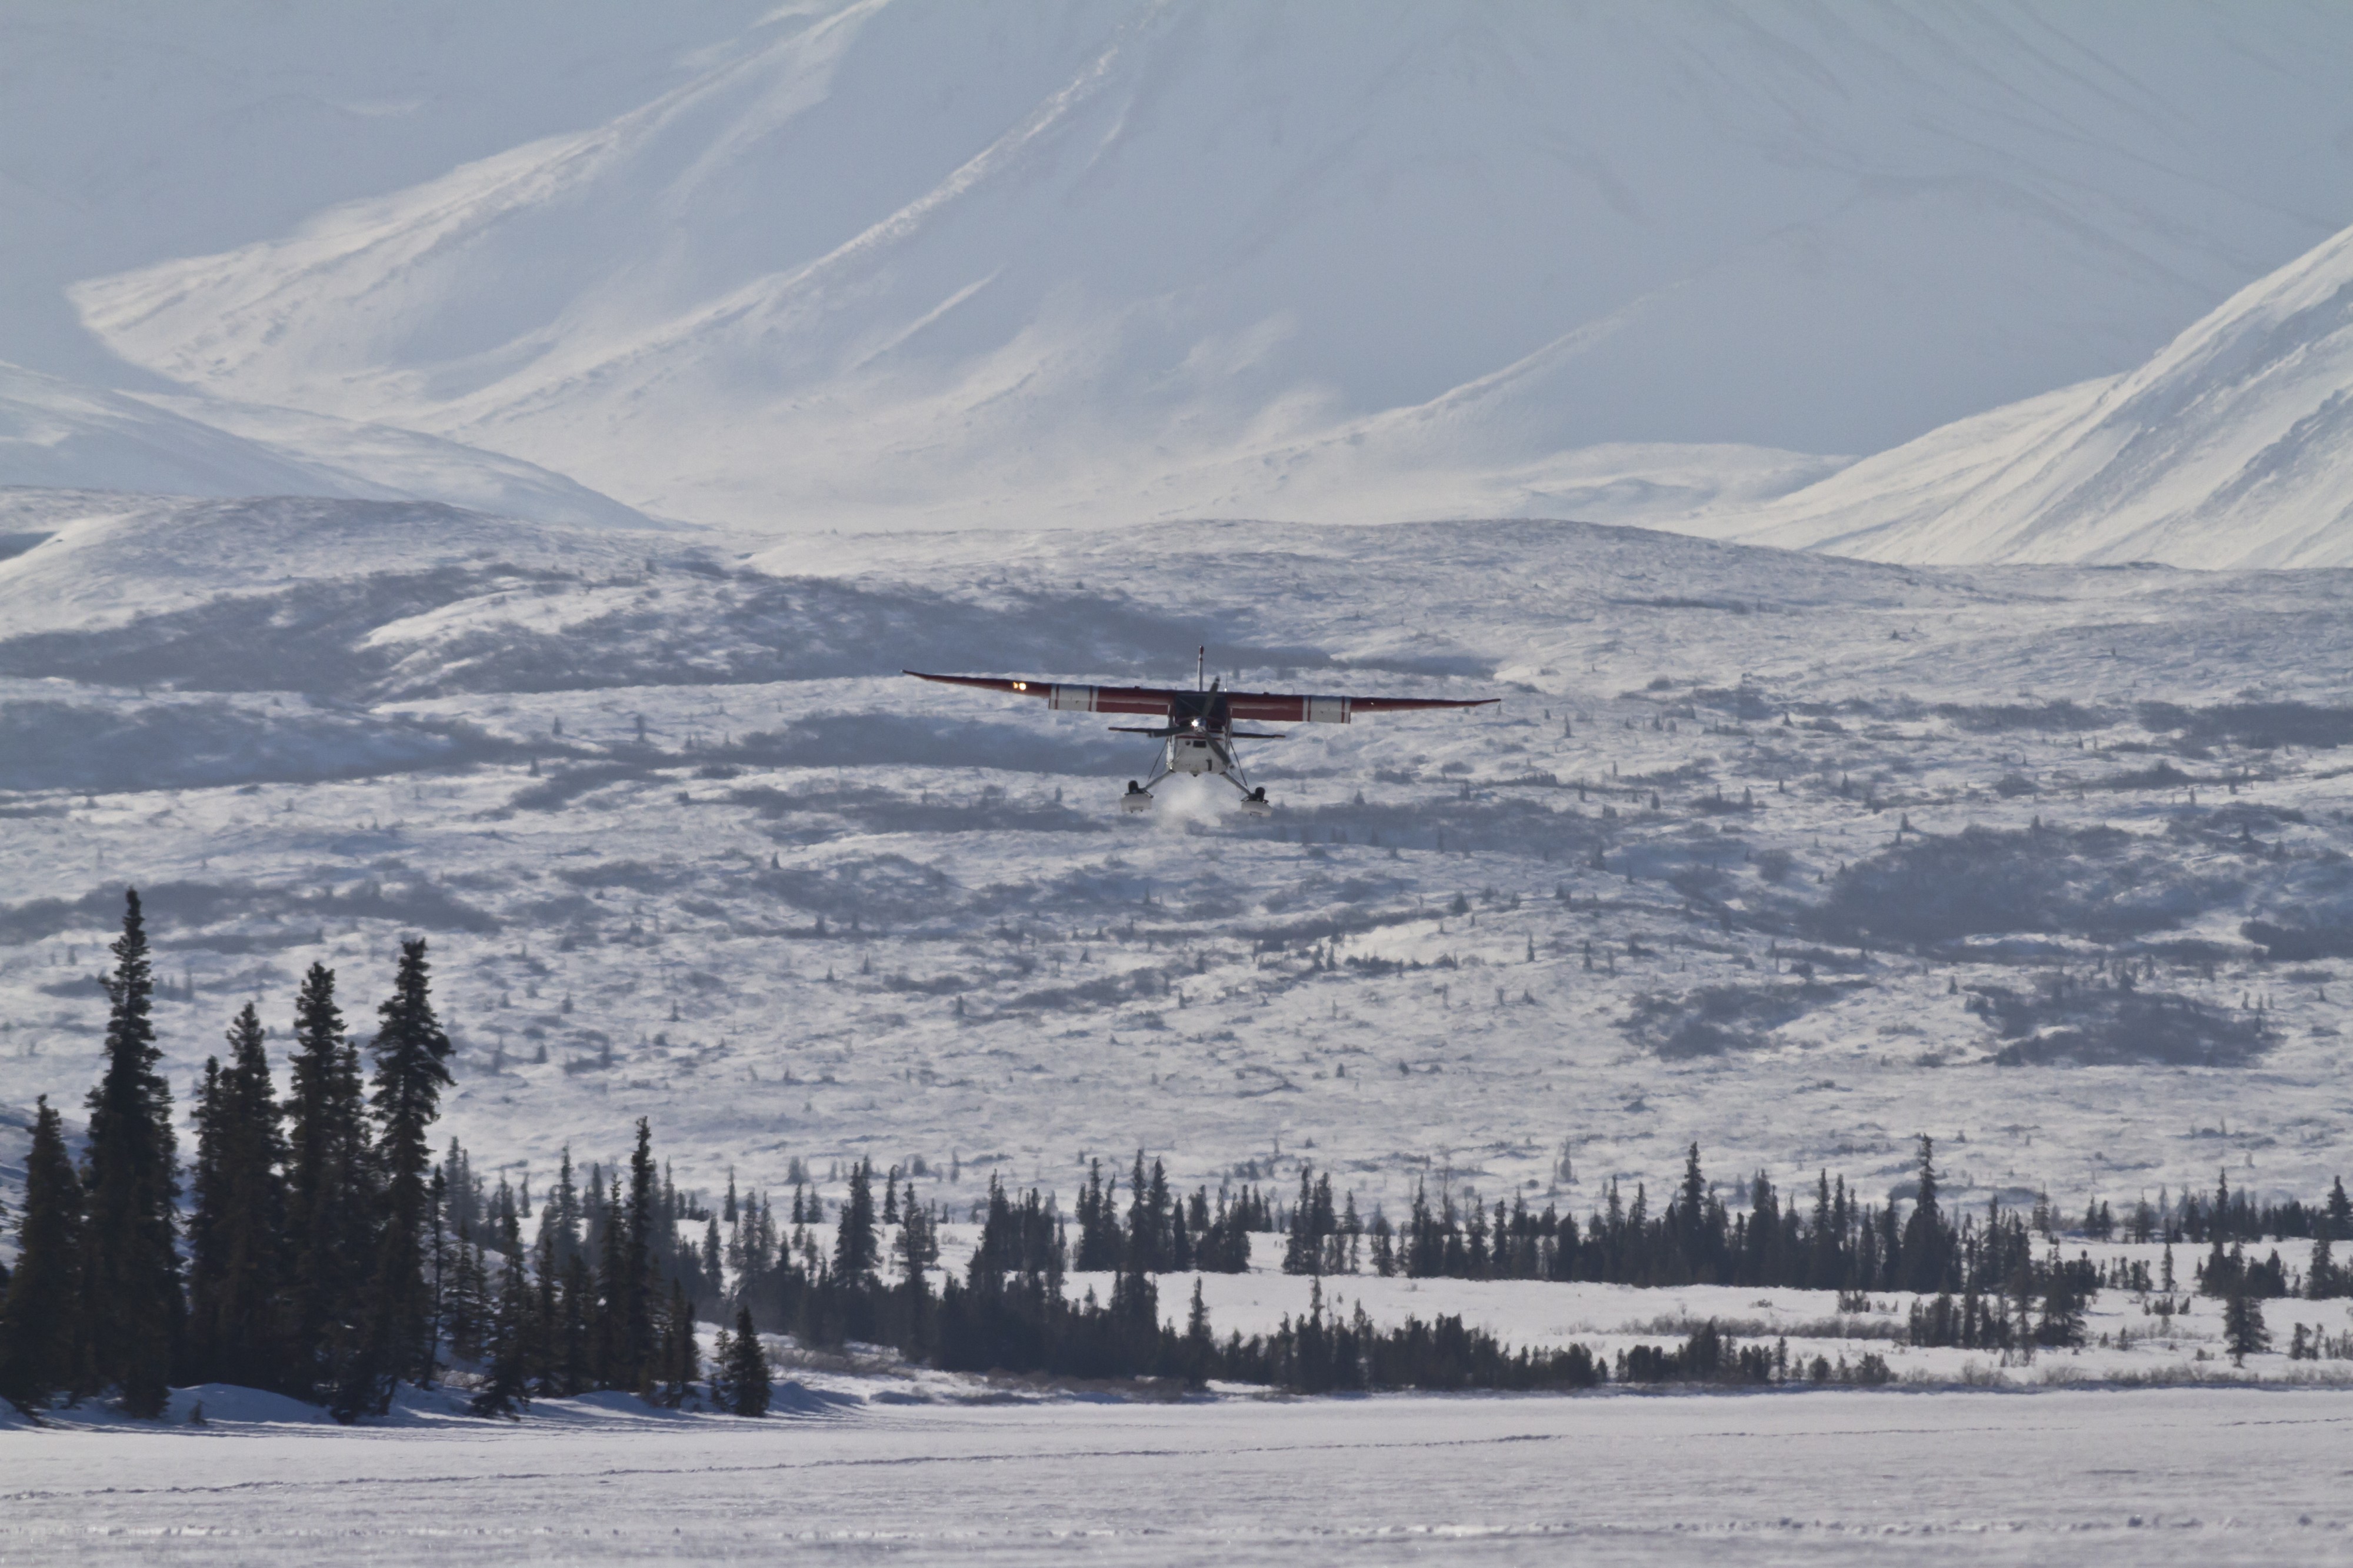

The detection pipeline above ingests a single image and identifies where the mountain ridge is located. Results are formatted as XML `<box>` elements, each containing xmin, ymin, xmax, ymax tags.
<box><xmin>1714</xmin><ymin>218</ymin><xmax>2353</xmax><ymax>569</ymax></box>
<box><xmin>65</xmin><ymin>0</ymin><xmax>2353</xmax><ymax>533</ymax></box>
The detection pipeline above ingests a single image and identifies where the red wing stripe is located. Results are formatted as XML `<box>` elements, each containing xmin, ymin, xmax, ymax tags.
<box><xmin>1225</xmin><ymin>695</ymin><xmax>1309</xmax><ymax>722</ymax></box>
<box><xmin>906</xmin><ymin>672</ymin><xmax>1174</xmax><ymax>716</ymax></box>
<box><xmin>1088</xmin><ymin>691</ymin><xmax>1176</xmax><ymax>716</ymax></box>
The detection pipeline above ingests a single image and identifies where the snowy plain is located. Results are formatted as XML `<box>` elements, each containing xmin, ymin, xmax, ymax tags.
<box><xmin>8</xmin><ymin>1384</ymin><xmax>2353</xmax><ymax>1565</ymax></box>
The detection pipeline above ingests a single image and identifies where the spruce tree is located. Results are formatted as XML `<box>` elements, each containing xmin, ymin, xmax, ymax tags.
<box><xmin>1182</xmin><ymin>1277</ymin><xmax>1213</xmax><ymax>1388</ymax></box>
<box><xmin>0</xmin><ymin>1098</ymin><xmax>84</xmax><ymax>1411</ymax></box>
<box><xmin>362</xmin><ymin>938</ymin><xmax>454</xmax><ymax>1398</ymax></box>
<box><xmin>80</xmin><ymin>889</ymin><xmax>182</xmax><ymax>1416</ymax></box>
<box><xmin>545</xmin><ymin>1146</ymin><xmax>582</xmax><ymax>1270</ymax></box>
<box><xmin>557</xmin><ymin>1247</ymin><xmax>596</xmax><ymax>1395</ymax></box>
<box><xmin>444</xmin><ymin>1236</ymin><xmax>486</xmax><ymax>1364</ymax></box>
<box><xmin>528</xmin><ymin>1232</ymin><xmax>560</xmax><ymax>1396</ymax></box>
<box><xmin>2224</xmin><ymin>1289</ymin><xmax>2271</xmax><ymax>1365</ymax></box>
<box><xmin>470</xmin><ymin>1252</ymin><xmax>536</xmax><ymax>1416</ymax></box>
<box><xmin>721</xmin><ymin>1305</ymin><xmax>770</xmax><ymax>1416</ymax></box>
<box><xmin>894</xmin><ymin>1200</ymin><xmax>938</xmax><ymax>1286</ymax></box>
<box><xmin>282</xmin><ymin>963</ymin><xmax>374</xmax><ymax>1402</ymax></box>
<box><xmin>593</xmin><ymin>1172</ymin><xmax>628</xmax><ymax>1385</ymax></box>
<box><xmin>186</xmin><ymin>1003</ymin><xmax>288</xmax><ymax>1389</ymax></box>
<box><xmin>833</xmin><ymin>1158</ymin><xmax>878</xmax><ymax>1282</ymax></box>
<box><xmin>1898</xmin><ymin>1135</ymin><xmax>1950</xmax><ymax>1293</ymax></box>
<box><xmin>701</xmin><ymin>1214</ymin><xmax>725</xmax><ymax>1309</ymax></box>
<box><xmin>621</xmin><ymin>1119</ymin><xmax>658</xmax><ymax>1388</ymax></box>
<box><xmin>661</xmin><ymin>1278</ymin><xmax>698</xmax><ymax>1406</ymax></box>
<box><xmin>2036</xmin><ymin>1267</ymin><xmax>2087</xmax><ymax>1347</ymax></box>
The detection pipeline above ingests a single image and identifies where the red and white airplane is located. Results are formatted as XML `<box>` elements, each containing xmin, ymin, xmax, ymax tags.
<box><xmin>906</xmin><ymin>651</ymin><xmax>1496</xmax><ymax>815</ymax></box>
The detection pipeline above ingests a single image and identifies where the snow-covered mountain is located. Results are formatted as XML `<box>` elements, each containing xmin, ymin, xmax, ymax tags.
<box><xmin>63</xmin><ymin>1</ymin><xmax>2353</xmax><ymax>531</ymax></box>
<box><xmin>0</xmin><ymin>0</ymin><xmax>778</xmax><ymax>384</ymax></box>
<box><xmin>1714</xmin><ymin>219</ymin><xmax>2353</xmax><ymax>569</ymax></box>
<box><xmin>0</xmin><ymin>363</ymin><xmax>654</xmax><ymax>529</ymax></box>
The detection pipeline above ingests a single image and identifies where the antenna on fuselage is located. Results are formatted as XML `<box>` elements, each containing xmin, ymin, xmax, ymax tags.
<box><xmin>1197</xmin><ymin>646</ymin><xmax>1205</xmax><ymax>692</ymax></box>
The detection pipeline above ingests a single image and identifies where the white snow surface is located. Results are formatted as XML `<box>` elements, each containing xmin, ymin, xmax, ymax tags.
<box><xmin>6</xmin><ymin>1383</ymin><xmax>2353</xmax><ymax>1563</ymax></box>
<box><xmin>1705</xmin><ymin>218</ymin><xmax>2353</xmax><ymax>569</ymax></box>
<box><xmin>56</xmin><ymin>1</ymin><xmax>2353</xmax><ymax>532</ymax></box>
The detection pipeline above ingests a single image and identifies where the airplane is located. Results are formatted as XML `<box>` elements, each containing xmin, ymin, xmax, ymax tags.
<box><xmin>906</xmin><ymin>650</ymin><xmax>1497</xmax><ymax>815</ymax></box>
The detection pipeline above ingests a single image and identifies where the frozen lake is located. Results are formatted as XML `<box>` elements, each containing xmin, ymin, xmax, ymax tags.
<box><xmin>6</xmin><ymin>1387</ymin><xmax>2352</xmax><ymax>1564</ymax></box>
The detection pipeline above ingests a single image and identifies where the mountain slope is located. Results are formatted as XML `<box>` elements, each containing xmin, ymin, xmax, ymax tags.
<box><xmin>1723</xmin><ymin>219</ymin><xmax>2353</xmax><ymax>568</ymax></box>
<box><xmin>68</xmin><ymin>0</ymin><xmax>2353</xmax><ymax>531</ymax></box>
<box><xmin>0</xmin><ymin>362</ymin><xmax>654</xmax><ymax>529</ymax></box>
<box><xmin>0</xmin><ymin>0</ymin><xmax>777</xmax><ymax>382</ymax></box>
<box><xmin>1</xmin><ymin>363</ymin><xmax>368</xmax><ymax>499</ymax></box>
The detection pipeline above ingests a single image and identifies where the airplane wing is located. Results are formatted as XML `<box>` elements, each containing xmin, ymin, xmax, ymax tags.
<box><xmin>1221</xmin><ymin>690</ymin><xmax>1498</xmax><ymax>723</ymax></box>
<box><xmin>904</xmin><ymin>671</ymin><xmax>1180</xmax><ymax>716</ymax></box>
<box><xmin>905</xmin><ymin>671</ymin><xmax>1496</xmax><ymax>724</ymax></box>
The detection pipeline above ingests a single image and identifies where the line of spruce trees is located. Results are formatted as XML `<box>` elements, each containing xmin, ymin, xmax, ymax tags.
<box><xmin>9</xmin><ymin>891</ymin><xmax>2343</xmax><ymax>1419</ymax></box>
<box><xmin>0</xmin><ymin>890</ymin><xmax>472</xmax><ymax>1417</ymax></box>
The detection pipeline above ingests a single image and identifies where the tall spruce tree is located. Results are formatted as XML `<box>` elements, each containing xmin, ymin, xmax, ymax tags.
<box><xmin>701</xmin><ymin>1213</ymin><xmax>725</xmax><ymax>1309</ymax></box>
<box><xmin>186</xmin><ymin>1003</ymin><xmax>288</xmax><ymax>1389</ymax></box>
<box><xmin>0</xmin><ymin>1098</ymin><xmax>84</xmax><ymax>1411</ymax></box>
<box><xmin>282</xmin><ymin>962</ymin><xmax>374</xmax><ymax>1401</ymax></box>
<box><xmin>545</xmin><ymin>1146</ymin><xmax>582</xmax><ymax>1270</ymax></box>
<box><xmin>80</xmin><ymin>889</ymin><xmax>182</xmax><ymax>1416</ymax></box>
<box><xmin>620</xmin><ymin>1119</ymin><xmax>658</xmax><ymax>1388</ymax></box>
<box><xmin>1899</xmin><ymin>1135</ymin><xmax>1951</xmax><ymax>1294</ymax></box>
<box><xmin>594</xmin><ymin>1172</ymin><xmax>628</xmax><ymax>1385</ymax></box>
<box><xmin>362</xmin><ymin>938</ymin><xmax>454</xmax><ymax>1399</ymax></box>
<box><xmin>833</xmin><ymin>1158</ymin><xmax>878</xmax><ymax>1282</ymax></box>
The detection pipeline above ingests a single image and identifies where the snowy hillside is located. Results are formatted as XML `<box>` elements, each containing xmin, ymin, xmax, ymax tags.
<box><xmin>1715</xmin><ymin>219</ymin><xmax>2353</xmax><ymax>569</ymax></box>
<box><xmin>4</xmin><ymin>496</ymin><xmax>2351</xmax><ymax>1230</ymax></box>
<box><xmin>64</xmin><ymin>1</ymin><xmax>2353</xmax><ymax>531</ymax></box>
<box><xmin>0</xmin><ymin>364</ymin><xmax>653</xmax><ymax>529</ymax></box>
<box><xmin>0</xmin><ymin>362</ymin><xmax>366</xmax><ymax>498</ymax></box>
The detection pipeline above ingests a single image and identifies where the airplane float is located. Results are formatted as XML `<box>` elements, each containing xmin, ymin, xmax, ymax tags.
<box><xmin>906</xmin><ymin>651</ymin><xmax>1496</xmax><ymax>815</ymax></box>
